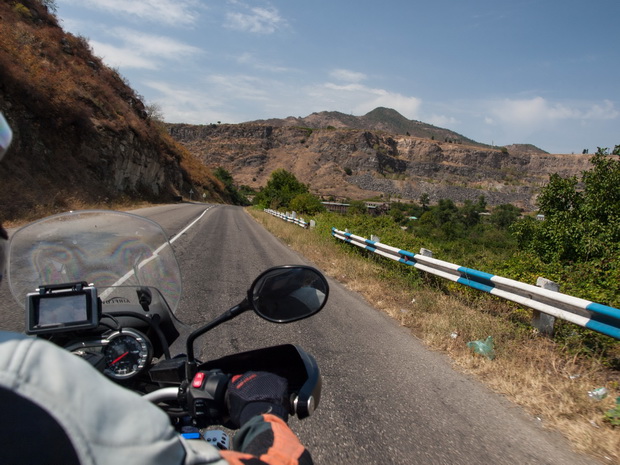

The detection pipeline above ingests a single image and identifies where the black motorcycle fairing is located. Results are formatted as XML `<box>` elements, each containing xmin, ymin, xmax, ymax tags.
<box><xmin>197</xmin><ymin>344</ymin><xmax>321</xmax><ymax>419</ymax></box>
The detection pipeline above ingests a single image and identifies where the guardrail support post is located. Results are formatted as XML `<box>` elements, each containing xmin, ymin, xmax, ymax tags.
<box><xmin>420</xmin><ymin>248</ymin><xmax>433</xmax><ymax>257</ymax></box>
<box><xmin>533</xmin><ymin>277</ymin><xmax>558</xmax><ymax>336</ymax></box>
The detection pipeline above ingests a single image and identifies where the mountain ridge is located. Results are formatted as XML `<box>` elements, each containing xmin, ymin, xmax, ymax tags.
<box><xmin>247</xmin><ymin>107</ymin><xmax>549</xmax><ymax>155</ymax></box>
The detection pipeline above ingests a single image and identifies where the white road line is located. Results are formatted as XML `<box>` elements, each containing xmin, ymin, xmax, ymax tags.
<box><xmin>103</xmin><ymin>206</ymin><xmax>212</xmax><ymax>293</ymax></box>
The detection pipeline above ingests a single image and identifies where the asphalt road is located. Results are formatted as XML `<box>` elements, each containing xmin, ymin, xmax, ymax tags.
<box><xmin>0</xmin><ymin>204</ymin><xmax>602</xmax><ymax>464</ymax></box>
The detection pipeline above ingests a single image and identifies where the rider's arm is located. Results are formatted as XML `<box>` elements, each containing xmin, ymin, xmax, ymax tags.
<box><xmin>0</xmin><ymin>331</ymin><xmax>209</xmax><ymax>465</ymax></box>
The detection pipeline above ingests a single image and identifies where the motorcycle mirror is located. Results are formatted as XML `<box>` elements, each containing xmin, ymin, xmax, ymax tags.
<box><xmin>185</xmin><ymin>265</ymin><xmax>329</xmax><ymax>379</ymax></box>
<box><xmin>0</xmin><ymin>112</ymin><xmax>13</xmax><ymax>161</ymax></box>
<box><xmin>248</xmin><ymin>265</ymin><xmax>329</xmax><ymax>323</ymax></box>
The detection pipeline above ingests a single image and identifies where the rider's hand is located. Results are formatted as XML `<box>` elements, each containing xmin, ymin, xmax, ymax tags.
<box><xmin>226</xmin><ymin>371</ymin><xmax>289</xmax><ymax>428</ymax></box>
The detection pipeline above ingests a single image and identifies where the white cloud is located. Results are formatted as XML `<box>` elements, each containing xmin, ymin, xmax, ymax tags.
<box><xmin>319</xmin><ymin>82</ymin><xmax>422</xmax><ymax>119</ymax></box>
<box><xmin>205</xmin><ymin>74</ymin><xmax>270</xmax><ymax>102</ymax></box>
<box><xmin>111</xmin><ymin>28</ymin><xmax>202</xmax><ymax>60</ymax></box>
<box><xmin>582</xmin><ymin>99</ymin><xmax>619</xmax><ymax>120</ymax></box>
<box><xmin>144</xmin><ymin>81</ymin><xmax>237</xmax><ymax>124</ymax></box>
<box><xmin>89</xmin><ymin>41</ymin><xmax>158</xmax><ymax>69</ymax></box>
<box><xmin>58</xmin><ymin>0</ymin><xmax>199</xmax><ymax>26</ymax></box>
<box><xmin>427</xmin><ymin>114</ymin><xmax>458</xmax><ymax>127</ymax></box>
<box><xmin>443</xmin><ymin>96</ymin><xmax>620</xmax><ymax>151</ymax></box>
<box><xmin>89</xmin><ymin>29</ymin><xmax>202</xmax><ymax>70</ymax></box>
<box><xmin>330</xmin><ymin>69</ymin><xmax>367</xmax><ymax>83</ymax></box>
<box><xmin>236</xmin><ymin>52</ymin><xmax>295</xmax><ymax>73</ymax></box>
<box><xmin>487</xmin><ymin>96</ymin><xmax>618</xmax><ymax>128</ymax></box>
<box><xmin>489</xmin><ymin>97</ymin><xmax>578</xmax><ymax>127</ymax></box>
<box><xmin>225</xmin><ymin>5</ymin><xmax>285</xmax><ymax>34</ymax></box>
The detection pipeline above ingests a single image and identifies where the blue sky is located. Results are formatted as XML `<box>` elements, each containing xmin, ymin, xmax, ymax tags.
<box><xmin>55</xmin><ymin>0</ymin><xmax>619</xmax><ymax>154</ymax></box>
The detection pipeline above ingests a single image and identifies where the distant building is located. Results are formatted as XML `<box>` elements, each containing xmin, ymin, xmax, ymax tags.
<box><xmin>321</xmin><ymin>201</ymin><xmax>389</xmax><ymax>215</ymax></box>
<box><xmin>321</xmin><ymin>202</ymin><xmax>350</xmax><ymax>214</ymax></box>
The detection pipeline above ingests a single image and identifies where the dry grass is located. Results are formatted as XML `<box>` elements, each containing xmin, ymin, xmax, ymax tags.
<box><xmin>248</xmin><ymin>208</ymin><xmax>620</xmax><ymax>464</ymax></box>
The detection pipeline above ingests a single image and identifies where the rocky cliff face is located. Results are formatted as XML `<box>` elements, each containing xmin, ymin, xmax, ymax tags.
<box><xmin>168</xmin><ymin>123</ymin><xmax>592</xmax><ymax>210</ymax></box>
<box><xmin>0</xmin><ymin>99</ymin><xmax>187</xmax><ymax>221</ymax></box>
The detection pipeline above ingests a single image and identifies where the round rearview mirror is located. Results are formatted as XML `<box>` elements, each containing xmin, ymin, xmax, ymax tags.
<box><xmin>249</xmin><ymin>265</ymin><xmax>329</xmax><ymax>323</ymax></box>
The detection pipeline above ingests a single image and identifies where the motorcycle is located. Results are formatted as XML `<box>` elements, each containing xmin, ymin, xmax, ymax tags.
<box><xmin>6</xmin><ymin>209</ymin><xmax>328</xmax><ymax>445</ymax></box>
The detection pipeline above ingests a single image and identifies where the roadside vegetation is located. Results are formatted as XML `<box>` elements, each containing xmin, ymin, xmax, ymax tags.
<box><xmin>248</xmin><ymin>150</ymin><xmax>620</xmax><ymax>462</ymax></box>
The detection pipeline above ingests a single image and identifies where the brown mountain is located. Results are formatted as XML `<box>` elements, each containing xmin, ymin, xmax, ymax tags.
<box><xmin>168</xmin><ymin>116</ymin><xmax>590</xmax><ymax>210</ymax></box>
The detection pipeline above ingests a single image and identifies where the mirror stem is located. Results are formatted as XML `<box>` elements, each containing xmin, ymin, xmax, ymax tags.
<box><xmin>185</xmin><ymin>301</ymin><xmax>250</xmax><ymax>380</ymax></box>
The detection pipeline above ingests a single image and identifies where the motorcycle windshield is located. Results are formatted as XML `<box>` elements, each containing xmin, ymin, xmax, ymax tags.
<box><xmin>7</xmin><ymin>210</ymin><xmax>182</xmax><ymax>313</ymax></box>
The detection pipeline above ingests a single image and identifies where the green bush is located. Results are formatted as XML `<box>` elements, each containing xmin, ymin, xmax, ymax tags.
<box><xmin>289</xmin><ymin>193</ymin><xmax>325</xmax><ymax>215</ymax></box>
<box><xmin>253</xmin><ymin>169</ymin><xmax>309</xmax><ymax>210</ymax></box>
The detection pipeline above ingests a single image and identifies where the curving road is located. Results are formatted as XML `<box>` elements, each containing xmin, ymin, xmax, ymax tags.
<box><xmin>0</xmin><ymin>204</ymin><xmax>602</xmax><ymax>464</ymax></box>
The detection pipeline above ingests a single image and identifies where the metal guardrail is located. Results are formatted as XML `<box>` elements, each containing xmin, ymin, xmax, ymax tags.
<box><xmin>332</xmin><ymin>227</ymin><xmax>620</xmax><ymax>340</ymax></box>
<box><xmin>264</xmin><ymin>209</ymin><xmax>310</xmax><ymax>228</ymax></box>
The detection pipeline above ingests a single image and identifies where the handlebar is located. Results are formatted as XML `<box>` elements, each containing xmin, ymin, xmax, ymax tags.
<box><xmin>144</xmin><ymin>344</ymin><xmax>321</xmax><ymax>428</ymax></box>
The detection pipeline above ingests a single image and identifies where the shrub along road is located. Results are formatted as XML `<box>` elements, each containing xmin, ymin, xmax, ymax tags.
<box><xmin>0</xmin><ymin>203</ymin><xmax>602</xmax><ymax>464</ymax></box>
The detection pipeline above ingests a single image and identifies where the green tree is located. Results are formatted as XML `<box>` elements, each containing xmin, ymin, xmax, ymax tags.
<box><xmin>513</xmin><ymin>147</ymin><xmax>620</xmax><ymax>263</ymax></box>
<box><xmin>461</xmin><ymin>200</ymin><xmax>481</xmax><ymax>228</ymax></box>
<box><xmin>347</xmin><ymin>200</ymin><xmax>368</xmax><ymax>215</ymax></box>
<box><xmin>213</xmin><ymin>167</ymin><xmax>248</xmax><ymax>205</ymax></box>
<box><xmin>434</xmin><ymin>199</ymin><xmax>459</xmax><ymax>225</ymax></box>
<box><xmin>253</xmin><ymin>169</ymin><xmax>309</xmax><ymax>209</ymax></box>
<box><xmin>289</xmin><ymin>193</ymin><xmax>325</xmax><ymax>215</ymax></box>
<box><xmin>420</xmin><ymin>193</ymin><xmax>430</xmax><ymax>211</ymax></box>
<box><xmin>389</xmin><ymin>207</ymin><xmax>406</xmax><ymax>225</ymax></box>
<box><xmin>490</xmin><ymin>204</ymin><xmax>521</xmax><ymax>229</ymax></box>
<box><xmin>537</xmin><ymin>174</ymin><xmax>581</xmax><ymax>217</ymax></box>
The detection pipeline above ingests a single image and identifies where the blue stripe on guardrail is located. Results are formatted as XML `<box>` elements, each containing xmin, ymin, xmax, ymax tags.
<box><xmin>399</xmin><ymin>250</ymin><xmax>416</xmax><ymax>259</ymax></box>
<box><xmin>585</xmin><ymin>319</ymin><xmax>620</xmax><ymax>340</ymax></box>
<box><xmin>457</xmin><ymin>267</ymin><xmax>496</xmax><ymax>293</ymax></box>
<box><xmin>586</xmin><ymin>302</ymin><xmax>620</xmax><ymax>320</ymax></box>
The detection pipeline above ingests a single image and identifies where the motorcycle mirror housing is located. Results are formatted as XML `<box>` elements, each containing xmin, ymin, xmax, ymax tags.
<box><xmin>185</xmin><ymin>265</ymin><xmax>329</xmax><ymax>379</ymax></box>
<box><xmin>248</xmin><ymin>265</ymin><xmax>329</xmax><ymax>323</ymax></box>
<box><xmin>0</xmin><ymin>112</ymin><xmax>13</xmax><ymax>161</ymax></box>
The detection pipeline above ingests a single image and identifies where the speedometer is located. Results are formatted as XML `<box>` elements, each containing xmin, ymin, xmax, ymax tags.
<box><xmin>103</xmin><ymin>329</ymin><xmax>152</xmax><ymax>380</ymax></box>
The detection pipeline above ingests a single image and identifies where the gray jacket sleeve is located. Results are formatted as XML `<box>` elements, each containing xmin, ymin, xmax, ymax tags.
<box><xmin>0</xmin><ymin>331</ymin><xmax>227</xmax><ymax>465</ymax></box>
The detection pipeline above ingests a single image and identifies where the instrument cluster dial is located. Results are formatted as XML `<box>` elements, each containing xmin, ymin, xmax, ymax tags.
<box><xmin>103</xmin><ymin>329</ymin><xmax>152</xmax><ymax>380</ymax></box>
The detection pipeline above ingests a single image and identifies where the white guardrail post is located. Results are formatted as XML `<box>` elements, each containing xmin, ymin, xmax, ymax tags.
<box><xmin>331</xmin><ymin>227</ymin><xmax>620</xmax><ymax>340</ymax></box>
<box><xmin>264</xmin><ymin>209</ymin><xmax>309</xmax><ymax>229</ymax></box>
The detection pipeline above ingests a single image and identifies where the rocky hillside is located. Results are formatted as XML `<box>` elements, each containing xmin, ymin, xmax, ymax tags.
<box><xmin>0</xmin><ymin>1</ymin><xmax>227</xmax><ymax>222</ymax></box>
<box><xmin>168</xmin><ymin>121</ymin><xmax>592</xmax><ymax>210</ymax></box>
